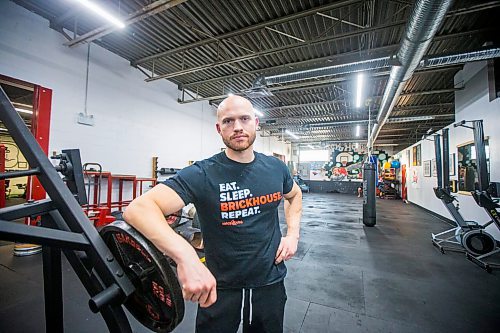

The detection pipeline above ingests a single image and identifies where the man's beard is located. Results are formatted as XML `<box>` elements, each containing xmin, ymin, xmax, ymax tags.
<box><xmin>223</xmin><ymin>132</ymin><xmax>256</xmax><ymax>152</ymax></box>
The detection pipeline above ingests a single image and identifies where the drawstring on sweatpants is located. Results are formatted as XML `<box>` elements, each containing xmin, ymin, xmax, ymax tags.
<box><xmin>249</xmin><ymin>289</ymin><xmax>253</xmax><ymax>325</ymax></box>
<box><xmin>240</xmin><ymin>289</ymin><xmax>245</xmax><ymax>326</ymax></box>
<box><xmin>239</xmin><ymin>288</ymin><xmax>254</xmax><ymax>328</ymax></box>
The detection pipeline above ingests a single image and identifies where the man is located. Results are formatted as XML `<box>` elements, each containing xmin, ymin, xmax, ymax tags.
<box><xmin>123</xmin><ymin>95</ymin><xmax>302</xmax><ymax>332</ymax></box>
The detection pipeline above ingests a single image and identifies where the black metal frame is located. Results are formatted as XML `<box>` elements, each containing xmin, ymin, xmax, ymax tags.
<box><xmin>431</xmin><ymin>129</ymin><xmax>474</xmax><ymax>253</ymax></box>
<box><xmin>0</xmin><ymin>87</ymin><xmax>135</xmax><ymax>332</ymax></box>
<box><xmin>454</xmin><ymin>120</ymin><xmax>500</xmax><ymax>272</ymax></box>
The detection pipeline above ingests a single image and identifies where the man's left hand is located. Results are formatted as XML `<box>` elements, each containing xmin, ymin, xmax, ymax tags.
<box><xmin>275</xmin><ymin>235</ymin><xmax>299</xmax><ymax>264</ymax></box>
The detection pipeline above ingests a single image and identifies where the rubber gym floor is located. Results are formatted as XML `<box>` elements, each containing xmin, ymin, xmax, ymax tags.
<box><xmin>1</xmin><ymin>192</ymin><xmax>499</xmax><ymax>333</ymax></box>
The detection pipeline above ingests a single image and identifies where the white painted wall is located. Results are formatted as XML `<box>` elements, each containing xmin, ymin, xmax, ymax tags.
<box><xmin>0</xmin><ymin>1</ymin><xmax>289</xmax><ymax>179</ymax></box>
<box><xmin>397</xmin><ymin>61</ymin><xmax>500</xmax><ymax>239</ymax></box>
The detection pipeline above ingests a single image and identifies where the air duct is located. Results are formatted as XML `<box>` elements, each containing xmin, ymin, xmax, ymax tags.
<box><xmin>257</xmin><ymin>47</ymin><xmax>500</xmax><ymax>88</ymax></box>
<box><xmin>368</xmin><ymin>0</ymin><xmax>454</xmax><ymax>147</ymax></box>
<box><xmin>265</xmin><ymin>57</ymin><xmax>391</xmax><ymax>85</ymax></box>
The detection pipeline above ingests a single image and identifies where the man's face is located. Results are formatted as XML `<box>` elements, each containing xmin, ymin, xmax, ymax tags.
<box><xmin>216</xmin><ymin>97</ymin><xmax>259</xmax><ymax>152</ymax></box>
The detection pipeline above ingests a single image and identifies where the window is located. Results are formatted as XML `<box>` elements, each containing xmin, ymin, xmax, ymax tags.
<box><xmin>457</xmin><ymin>139</ymin><xmax>489</xmax><ymax>193</ymax></box>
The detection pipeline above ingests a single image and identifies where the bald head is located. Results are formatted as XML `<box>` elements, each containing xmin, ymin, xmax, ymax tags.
<box><xmin>217</xmin><ymin>95</ymin><xmax>254</xmax><ymax>121</ymax></box>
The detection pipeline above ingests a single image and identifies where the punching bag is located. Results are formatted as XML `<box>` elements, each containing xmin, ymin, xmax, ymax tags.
<box><xmin>363</xmin><ymin>162</ymin><xmax>376</xmax><ymax>227</ymax></box>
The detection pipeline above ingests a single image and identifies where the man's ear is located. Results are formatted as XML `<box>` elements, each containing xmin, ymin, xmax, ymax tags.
<box><xmin>216</xmin><ymin>123</ymin><xmax>221</xmax><ymax>134</ymax></box>
<box><xmin>255</xmin><ymin>117</ymin><xmax>259</xmax><ymax>127</ymax></box>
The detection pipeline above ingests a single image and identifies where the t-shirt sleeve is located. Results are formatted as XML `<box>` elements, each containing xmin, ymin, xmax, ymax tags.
<box><xmin>162</xmin><ymin>163</ymin><xmax>204</xmax><ymax>205</ymax></box>
<box><xmin>282</xmin><ymin>161</ymin><xmax>294</xmax><ymax>195</ymax></box>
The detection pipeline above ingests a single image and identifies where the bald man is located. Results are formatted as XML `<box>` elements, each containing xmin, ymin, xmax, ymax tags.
<box><xmin>124</xmin><ymin>95</ymin><xmax>302</xmax><ymax>333</ymax></box>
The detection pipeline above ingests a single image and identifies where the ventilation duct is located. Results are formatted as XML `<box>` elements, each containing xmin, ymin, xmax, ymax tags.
<box><xmin>259</xmin><ymin>47</ymin><xmax>500</xmax><ymax>88</ymax></box>
<box><xmin>368</xmin><ymin>0</ymin><xmax>454</xmax><ymax>147</ymax></box>
<box><xmin>265</xmin><ymin>57</ymin><xmax>391</xmax><ymax>85</ymax></box>
<box><xmin>422</xmin><ymin>48</ymin><xmax>500</xmax><ymax>68</ymax></box>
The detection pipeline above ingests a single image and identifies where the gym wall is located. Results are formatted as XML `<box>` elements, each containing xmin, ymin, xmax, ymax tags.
<box><xmin>0</xmin><ymin>1</ymin><xmax>290</xmax><ymax>179</ymax></box>
<box><xmin>398</xmin><ymin>61</ymin><xmax>500</xmax><ymax>239</ymax></box>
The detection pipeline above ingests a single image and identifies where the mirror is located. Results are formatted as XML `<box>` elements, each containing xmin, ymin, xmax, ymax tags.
<box><xmin>457</xmin><ymin>139</ymin><xmax>489</xmax><ymax>193</ymax></box>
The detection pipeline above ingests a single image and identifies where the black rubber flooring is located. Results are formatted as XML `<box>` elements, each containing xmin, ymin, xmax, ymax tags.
<box><xmin>1</xmin><ymin>193</ymin><xmax>500</xmax><ymax>332</ymax></box>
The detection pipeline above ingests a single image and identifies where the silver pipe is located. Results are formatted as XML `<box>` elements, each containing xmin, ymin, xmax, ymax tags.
<box><xmin>368</xmin><ymin>0</ymin><xmax>454</xmax><ymax>147</ymax></box>
<box><xmin>266</xmin><ymin>57</ymin><xmax>391</xmax><ymax>85</ymax></box>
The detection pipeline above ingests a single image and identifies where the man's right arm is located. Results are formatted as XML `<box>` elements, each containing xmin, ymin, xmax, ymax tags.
<box><xmin>122</xmin><ymin>184</ymin><xmax>217</xmax><ymax>307</ymax></box>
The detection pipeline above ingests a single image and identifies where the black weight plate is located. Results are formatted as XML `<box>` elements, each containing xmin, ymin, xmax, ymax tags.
<box><xmin>100</xmin><ymin>220</ymin><xmax>184</xmax><ymax>333</ymax></box>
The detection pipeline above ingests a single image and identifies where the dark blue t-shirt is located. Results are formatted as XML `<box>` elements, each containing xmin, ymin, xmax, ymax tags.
<box><xmin>163</xmin><ymin>151</ymin><xmax>294</xmax><ymax>289</ymax></box>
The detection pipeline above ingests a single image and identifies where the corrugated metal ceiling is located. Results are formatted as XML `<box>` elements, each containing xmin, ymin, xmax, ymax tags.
<box><xmin>11</xmin><ymin>0</ymin><xmax>500</xmax><ymax>149</ymax></box>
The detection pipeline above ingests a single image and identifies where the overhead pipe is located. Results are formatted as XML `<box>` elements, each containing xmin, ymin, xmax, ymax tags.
<box><xmin>261</xmin><ymin>48</ymin><xmax>499</xmax><ymax>87</ymax></box>
<box><xmin>368</xmin><ymin>0</ymin><xmax>454</xmax><ymax>148</ymax></box>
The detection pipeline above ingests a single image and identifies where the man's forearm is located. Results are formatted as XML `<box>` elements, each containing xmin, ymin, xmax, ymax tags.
<box><xmin>284</xmin><ymin>193</ymin><xmax>302</xmax><ymax>238</ymax></box>
<box><xmin>123</xmin><ymin>199</ymin><xmax>198</xmax><ymax>264</ymax></box>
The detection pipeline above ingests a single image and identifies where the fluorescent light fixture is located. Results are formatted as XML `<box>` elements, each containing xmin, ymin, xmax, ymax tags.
<box><xmin>0</xmin><ymin>128</ymin><xmax>7</xmax><ymax>132</ymax></box>
<box><xmin>15</xmin><ymin>107</ymin><xmax>33</xmax><ymax>115</ymax></box>
<box><xmin>74</xmin><ymin>0</ymin><xmax>125</xmax><ymax>28</ymax></box>
<box><xmin>375</xmin><ymin>143</ymin><xmax>399</xmax><ymax>147</ymax></box>
<box><xmin>355</xmin><ymin>73</ymin><xmax>364</xmax><ymax>108</ymax></box>
<box><xmin>285</xmin><ymin>130</ymin><xmax>299</xmax><ymax>140</ymax></box>
<box><xmin>308</xmin><ymin>145</ymin><xmax>315</xmax><ymax>149</ymax></box>
<box><xmin>355</xmin><ymin>125</ymin><xmax>360</xmax><ymax>137</ymax></box>
<box><xmin>228</xmin><ymin>93</ymin><xmax>234</xmax><ymax>96</ymax></box>
<box><xmin>253</xmin><ymin>108</ymin><xmax>264</xmax><ymax>117</ymax></box>
<box><xmin>386</xmin><ymin>116</ymin><xmax>435</xmax><ymax>123</ymax></box>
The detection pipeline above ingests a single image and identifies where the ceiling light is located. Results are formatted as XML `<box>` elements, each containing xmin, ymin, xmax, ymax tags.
<box><xmin>355</xmin><ymin>73</ymin><xmax>364</xmax><ymax>108</ymax></box>
<box><xmin>228</xmin><ymin>93</ymin><xmax>234</xmax><ymax>96</ymax></box>
<box><xmin>0</xmin><ymin>128</ymin><xmax>7</xmax><ymax>132</ymax></box>
<box><xmin>308</xmin><ymin>145</ymin><xmax>315</xmax><ymax>149</ymax></box>
<box><xmin>375</xmin><ymin>143</ymin><xmax>399</xmax><ymax>146</ymax></box>
<box><xmin>355</xmin><ymin>125</ymin><xmax>360</xmax><ymax>137</ymax></box>
<box><xmin>74</xmin><ymin>0</ymin><xmax>126</xmax><ymax>28</ymax></box>
<box><xmin>386</xmin><ymin>116</ymin><xmax>435</xmax><ymax>123</ymax></box>
<box><xmin>15</xmin><ymin>107</ymin><xmax>33</xmax><ymax>115</ymax></box>
<box><xmin>253</xmin><ymin>108</ymin><xmax>264</xmax><ymax>117</ymax></box>
<box><xmin>285</xmin><ymin>130</ymin><xmax>299</xmax><ymax>140</ymax></box>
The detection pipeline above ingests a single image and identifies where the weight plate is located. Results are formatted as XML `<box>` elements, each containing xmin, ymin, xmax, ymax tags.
<box><xmin>100</xmin><ymin>220</ymin><xmax>184</xmax><ymax>333</ymax></box>
<box><xmin>462</xmin><ymin>229</ymin><xmax>496</xmax><ymax>256</ymax></box>
<box><xmin>378</xmin><ymin>153</ymin><xmax>387</xmax><ymax>160</ymax></box>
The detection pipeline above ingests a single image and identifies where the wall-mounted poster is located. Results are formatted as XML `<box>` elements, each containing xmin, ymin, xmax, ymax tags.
<box><xmin>411</xmin><ymin>168</ymin><xmax>421</xmax><ymax>188</ymax></box>
<box><xmin>424</xmin><ymin>160</ymin><xmax>431</xmax><ymax>177</ymax></box>
<box><xmin>449</xmin><ymin>153</ymin><xmax>456</xmax><ymax>176</ymax></box>
<box><xmin>431</xmin><ymin>159</ymin><xmax>437</xmax><ymax>177</ymax></box>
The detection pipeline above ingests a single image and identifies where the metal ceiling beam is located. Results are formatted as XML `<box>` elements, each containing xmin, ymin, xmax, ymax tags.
<box><xmin>65</xmin><ymin>0</ymin><xmax>188</xmax><ymax>47</ymax></box>
<box><xmin>180</xmin><ymin>27</ymin><xmax>489</xmax><ymax>88</ymax></box>
<box><xmin>145</xmin><ymin>20</ymin><xmax>407</xmax><ymax>81</ymax></box>
<box><xmin>261</xmin><ymin>113</ymin><xmax>454</xmax><ymax>129</ymax></box>
<box><xmin>145</xmin><ymin>21</ymin><xmax>493</xmax><ymax>82</ymax></box>
<box><xmin>181</xmin><ymin>46</ymin><xmax>395</xmax><ymax>88</ymax></box>
<box><xmin>178</xmin><ymin>57</ymin><xmax>468</xmax><ymax>104</ymax></box>
<box><xmin>260</xmin><ymin>95</ymin><xmax>456</xmax><ymax>112</ymax></box>
<box><xmin>133</xmin><ymin>0</ymin><xmax>362</xmax><ymax>65</ymax></box>
<box><xmin>134</xmin><ymin>0</ymin><xmax>497</xmax><ymax>67</ymax></box>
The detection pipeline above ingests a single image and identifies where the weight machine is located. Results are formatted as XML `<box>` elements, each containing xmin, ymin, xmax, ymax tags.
<box><xmin>431</xmin><ymin>128</ymin><xmax>484</xmax><ymax>254</ymax></box>
<box><xmin>0</xmin><ymin>87</ymin><xmax>184</xmax><ymax>332</ymax></box>
<box><xmin>454</xmin><ymin>120</ymin><xmax>500</xmax><ymax>272</ymax></box>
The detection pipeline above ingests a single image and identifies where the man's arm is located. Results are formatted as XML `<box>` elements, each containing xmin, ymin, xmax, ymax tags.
<box><xmin>123</xmin><ymin>184</ymin><xmax>217</xmax><ymax>307</ymax></box>
<box><xmin>275</xmin><ymin>182</ymin><xmax>302</xmax><ymax>264</ymax></box>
